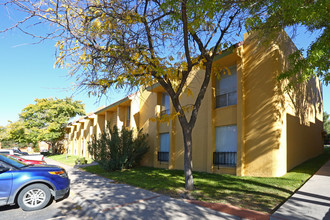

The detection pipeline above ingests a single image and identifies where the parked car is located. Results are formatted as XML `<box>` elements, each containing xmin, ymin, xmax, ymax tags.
<box><xmin>20</xmin><ymin>153</ymin><xmax>45</xmax><ymax>161</ymax></box>
<box><xmin>8</xmin><ymin>155</ymin><xmax>47</xmax><ymax>165</ymax></box>
<box><xmin>0</xmin><ymin>153</ymin><xmax>70</xmax><ymax>211</ymax></box>
<box><xmin>0</xmin><ymin>149</ymin><xmax>19</xmax><ymax>155</ymax></box>
<box><xmin>12</xmin><ymin>147</ymin><xmax>29</xmax><ymax>155</ymax></box>
<box><xmin>0</xmin><ymin>149</ymin><xmax>44</xmax><ymax>161</ymax></box>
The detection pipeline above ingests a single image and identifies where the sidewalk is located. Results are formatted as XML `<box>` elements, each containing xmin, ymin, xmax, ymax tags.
<box><xmin>44</xmin><ymin>157</ymin><xmax>240</xmax><ymax>220</ymax></box>
<box><xmin>271</xmin><ymin>160</ymin><xmax>330</xmax><ymax>220</ymax></box>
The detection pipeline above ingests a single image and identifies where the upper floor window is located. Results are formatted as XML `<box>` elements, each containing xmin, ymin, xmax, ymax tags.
<box><xmin>161</xmin><ymin>93</ymin><xmax>170</xmax><ymax>116</ymax></box>
<box><xmin>216</xmin><ymin>65</ymin><xmax>237</xmax><ymax>108</ymax></box>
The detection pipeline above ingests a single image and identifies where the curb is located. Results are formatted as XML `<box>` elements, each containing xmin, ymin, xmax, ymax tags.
<box><xmin>187</xmin><ymin>200</ymin><xmax>270</xmax><ymax>220</ymax></box>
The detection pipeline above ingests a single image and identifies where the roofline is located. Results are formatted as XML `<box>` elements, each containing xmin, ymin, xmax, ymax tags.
<box><xmin>94</xmin><ymin>96</ymin><xmax>130</xmax><ymax>114</ymax></box>
<box><xmin>84</xmin><ymin>112</ymin><xmax>96</xmax><ymax>119</ymax></box>
<box><xmin>145</xmin><ymin>82</ymin><xmax>161</xmax><ymax>92</ymax></box>
<box><xmin>213</xmin><ymin>41</ymin><xmax>243</xmax><ymax>62</ymax></box>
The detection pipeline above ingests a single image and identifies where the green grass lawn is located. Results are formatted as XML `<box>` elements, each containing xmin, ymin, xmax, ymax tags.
<box><xmin>47</xmin><ymin>154</ymin><xmax>93</xmax><ymax>166</ymax></box>
<box><xmin>48</xmin><ymin>148</ymin><xmax>330</xmax><ymax>213</ymax></box>
<box><xmin>80</xmin><ymin>147</ymin><xmax>330</xmax><ymax>213</ymax></box>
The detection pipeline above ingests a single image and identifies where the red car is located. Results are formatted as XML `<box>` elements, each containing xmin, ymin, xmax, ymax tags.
<box><xmin>8</xmin><ymin>155</ymin><xmax>47</xmax><ymax>165</ymax></box>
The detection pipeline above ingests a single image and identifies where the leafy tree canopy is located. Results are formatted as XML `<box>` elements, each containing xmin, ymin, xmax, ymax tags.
<box><xmin>1</xmin><ymin>0</ymin><xmax>249</xmax><ymax>93</ymax></box>
<box><xmin>0</xmin><ymin>126</ymin><xmax>6</xmax><ymax>141</ymax></box>
<box><xmin>246</xmin><ymin>0</ymin><xmax>329</xmax><ymax>87</ymax></box>
<box><xmin>19</xmin><ymin>97</ymin><xmax>85</xmax><ymax>146</ymax></box>
<box><xmin>2</xmin><ymin>120</ymin><xmax>26</xmax><ymax>144</ymax></box>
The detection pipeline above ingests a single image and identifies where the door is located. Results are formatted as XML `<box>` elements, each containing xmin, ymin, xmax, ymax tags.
<box><xmin>0</xmin><ymin>167</ymin><xmax>13</xmax><ymax>206</ymax></box>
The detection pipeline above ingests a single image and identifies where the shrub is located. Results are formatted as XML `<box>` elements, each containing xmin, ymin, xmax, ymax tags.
<box><xmin>88</xmin><ymin>124</ymin><xmax>149</xmax><ymax>171</ymax></box>
<box><xmin>75</xmin><ymin>157</ymin><xmax>88</xmax><ymax>165</ymax></box>
<box><xmin>32</xmin><ymin>145</ymin><xmax>40</xmax><ymax>152</ymax></box>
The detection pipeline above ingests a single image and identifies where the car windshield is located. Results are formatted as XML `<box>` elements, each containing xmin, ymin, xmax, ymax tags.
<box><xmin>0</xmin><ymin>153</ymin><xmax>27</xmax><ymax>168</ymax></box>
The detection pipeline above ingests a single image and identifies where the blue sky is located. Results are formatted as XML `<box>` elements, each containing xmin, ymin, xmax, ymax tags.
<box><xmin>0</xmin><ymin>10</ymin><xmax>329</xmax><ymax>127</ymax></box>
<box><xmin>0</xmin><ymin>31</ymin><xmax>125</xmax><ymax>126</ymax></box>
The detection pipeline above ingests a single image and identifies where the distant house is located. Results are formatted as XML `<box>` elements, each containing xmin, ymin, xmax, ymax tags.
<box><xmin>64</xmin><ymin>31</ymin><xmax>323</xmax><ymax>177</ymax></box>
<box><xmin>38</xmin><ymin>141</ymin><xmax>50</xmax><ymax>152</ymax></box>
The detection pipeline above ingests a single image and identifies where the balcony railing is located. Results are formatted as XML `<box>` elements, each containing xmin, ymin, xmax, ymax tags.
<box><xmin>213</xmin><ymin>152</ymin><xmax>236</xmax><ymax>166</ymax></box>
<box><xmin>158</xmin><ymin>151</ymin><xmax>169</xmax><ymax>162</ymax></box>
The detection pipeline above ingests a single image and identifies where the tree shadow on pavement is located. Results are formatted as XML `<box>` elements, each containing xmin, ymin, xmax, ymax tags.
<box><xmin>49</xmin><ymin>167</ymin><xmax>240</xmax><ymax>220</ymax></box>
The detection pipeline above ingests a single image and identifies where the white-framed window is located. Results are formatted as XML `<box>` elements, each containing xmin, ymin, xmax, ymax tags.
<box><xmin>216</xmin><ymin>65</ymin><xmax>237</xmax><ymax>108</ymax></box>
<box><xmin>161</xmin><ymin>93</ymin><xmax>170</xmax><ymax>116</ymax></box>
<box><xmin>158</xmin><ymin>132</ymin><xmax>169</xmax><ymax>162</ymax></box>
<box><xmin>214</xmin><ymin>125</ymin><xmax>237</xmax><ymax>166</ymax></box>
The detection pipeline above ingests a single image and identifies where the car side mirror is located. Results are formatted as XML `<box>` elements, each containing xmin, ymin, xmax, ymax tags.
<box><xmin>0</xmin><ymin>166</ymin><xmax>10</xmax><ymax>173</ymax></box>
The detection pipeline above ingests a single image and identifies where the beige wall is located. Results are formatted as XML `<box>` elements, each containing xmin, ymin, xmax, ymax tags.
<box><xmin>241</xmin><ymin>32</ymin><xmax>285</xmax><ymax>177</ymax></box>
<box><xmin>240</xmin><ymin>31</ymin><xmax>323</xmax><ymax>176</ymax></box>
<box><xmin>276</xmin><ymin>33</ymin><xmax>324</xmax><ymax>171</ymax></box>
<box><xmin>138</xmin><ymin>90</ymin><xmax>158</xmax><ymax>167</ymax></box>
<box><xmin>287</xmin><ymin>114</ymin><xmax>323</xmax><ymax>170</ymax></box>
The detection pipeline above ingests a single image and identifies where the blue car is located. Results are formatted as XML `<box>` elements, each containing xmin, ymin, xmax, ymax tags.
<box><xmin>0</xmin><ymin>153</ymin><xmax>70</xmax><ymax>211</ymax></box>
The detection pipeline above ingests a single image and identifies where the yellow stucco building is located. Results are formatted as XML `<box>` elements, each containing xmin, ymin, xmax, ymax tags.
<box><xmin>65</xmin><ymin>32</ymin><xmax>324</xmax><ymax>177</ymax></box>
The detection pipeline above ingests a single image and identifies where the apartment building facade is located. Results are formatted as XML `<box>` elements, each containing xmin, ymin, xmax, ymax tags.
<box><xmin>65</xmin><ymin>32</ymin><xmax>324</xmax><ymax>177</ymax></box>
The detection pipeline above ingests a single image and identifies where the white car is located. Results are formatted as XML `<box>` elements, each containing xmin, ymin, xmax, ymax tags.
<box><xmin>0</xmin><ymin>149</ymin><xmax>45</xmax><ymax>161</ymax></box>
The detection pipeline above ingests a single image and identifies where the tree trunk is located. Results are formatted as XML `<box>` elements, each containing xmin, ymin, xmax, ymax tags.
<box><xmin>50</xmin><ymin>142</ymin><xmax>55</xmax><ymax>154</ymax></box>
<box><xmin>181</xmin><ymin>124</ymin><xmax>194</xmax><ymax>190</ymax></box>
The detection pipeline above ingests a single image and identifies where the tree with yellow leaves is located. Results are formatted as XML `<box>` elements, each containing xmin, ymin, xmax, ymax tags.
<box><xmin>1</xmin><ymin>0</ymin><xmax>263</xmax><ymax>190</ymax></box>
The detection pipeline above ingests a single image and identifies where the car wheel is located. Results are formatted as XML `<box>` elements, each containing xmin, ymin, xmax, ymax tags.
<box><xmin>17</xmin><ymin>184</ymin><xmax>51</xmax><ymax>211</ymax></box>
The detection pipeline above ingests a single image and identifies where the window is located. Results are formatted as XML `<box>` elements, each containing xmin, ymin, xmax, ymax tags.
<box><xmin>214</xmin><ymin>125</ymin><xmax>237</xmax><ymax>166</ymax></box>
<box><xmin>216</xmin><ymin>65</ymin><xmax>237</xmax><ymax>108</ymax></box>
<box><xmin>158</xmin><ymin>132</ymin><xmax>169</xmax><ymax>162</ymax></box>
<box><xmin>80</xmin><ymin>139</ymin><xmax>84</xmax><ymax>156</ymax></box>
<box><xmin>74</xmin><ymin>140</ymin><xmax>78</xmax><ymax>155</ymax></box>
<box><xmin>126</xmin><ymin>106</ymin><xmax>131</xmax><ymax>127</ymax></box>
<box><xmin>160</xmin><ymin>93</ymin><xmax>170</xmax><ymax>116</ymax></box>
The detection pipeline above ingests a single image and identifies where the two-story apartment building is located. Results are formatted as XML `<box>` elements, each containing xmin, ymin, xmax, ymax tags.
<box><xmin>65</xmin><ymin>31</ymin><xmax>323</xmax><ymax>177</ymax></box>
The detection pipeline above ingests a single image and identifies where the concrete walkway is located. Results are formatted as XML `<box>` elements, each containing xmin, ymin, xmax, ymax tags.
<box><xmin>271</xmin><ymin>160</ymin><xmax>330</xmax><ymax>220</ymax></box>
<box><xmin>44</xmin><ymin>157</ymin><xmax>240</xmax><ymax>220</ymax></box>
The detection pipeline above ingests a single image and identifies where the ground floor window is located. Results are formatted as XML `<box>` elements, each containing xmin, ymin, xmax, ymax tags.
<box><xmin>74</xmin><ymin>140</ymin><xmax>78</xmax><ymax>155</ymax></box>
<box><xmin>214</xmin><ymin>125</ymin><xmax>237</xmax><ymax>166</ymax></box>
<box><xmin>81</xmin><ymin>139</ymin><xmax>85</xmax><ymax>157</ymax></box>
<box><xmin>158</xmin><ymin>132</ymin><xmax>169</xmax><ymax>162</ymax></box>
